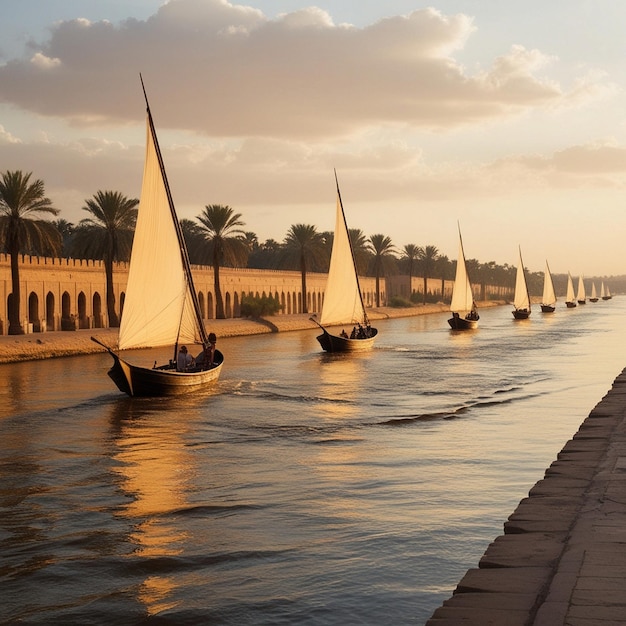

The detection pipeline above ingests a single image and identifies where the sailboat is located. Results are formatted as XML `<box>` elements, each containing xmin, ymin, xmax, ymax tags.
<box><xmin>602</xmin><ymin>282</ymin><xmax>612</xmax><ymax>300</ymax></box>
<box><xmin>540</xmin><ymin>260</ymin><xmax>557</xmax><ymax>313</ymax></box>
<box><xmin>589</xmin><ymin>282</ymin><xmax>599</xmax><ymax>302</ymax></box>
<box><xmin>92</xmin><ymin>80</ymin><xmax>223</xmax><ymax>396</ymax></box>
<box><xmin>512</xmin><ymin>246</ymin><xmax>531</xmax><ymax>320</ymax></box>
<box><xmin>577</xmin><ymin>276</ymin><xmax>586</xmax><ymax>304</ymax></box>
<box><xmin>448</xmin><ymin>227</ymin><xmax>479</xmax><ymax>330</ymax></box>
<box><xmin>565</xmin><ymin>273</ymin><xmax>577</xmax><ymax>308</ymax></box>
<box><xmin>311</xmin><ymin>172</ymin><xmax>377</xmax><ymax>352</ymax></box>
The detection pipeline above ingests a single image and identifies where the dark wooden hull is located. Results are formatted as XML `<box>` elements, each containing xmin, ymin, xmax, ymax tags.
<box><xmin>512</xmin><ymin>309</ymin><xmax>531</xmax><ymax>320</ymax></box>
<box><xmin>566</xmin><ymin>301</ymin><xmax>577</xmax><ymax>308</ymax></box>
<box><xmin>106</xmin><ymin>349</ymin><xmax>224</xmax><ymax>397</ymax></box>
<box><xmin>590</xmin><ymin>298</ymin><xmax>599</xmax><ymax>302</ymax></box>
<box><xmin>540</xmin><ymin>304</ymin><xmax>556</xmax><ymax>313</ymax></box>
<box><xmin>602</xmin><ymin>296</ymin><xmax>611</xmax><ymax>300</ymax></box>
<box><xmin>577</xmin><ymin>300</ymin><xmax>586</xmax><ymax>305</ymax></box>
<box><xmin>448</xmin><ymin>316</ymin><xmax>478</xmax><ymax>330</ymax></box>
<box><xmin>316</xmin><ymin>328</ymin><xmax>378</xmax><ymax>352</ymax></box>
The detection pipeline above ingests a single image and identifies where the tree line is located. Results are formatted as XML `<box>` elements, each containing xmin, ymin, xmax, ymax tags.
<box><xmin>0</xmin><ymin>170</ymin><xmax>619</xmax><ymax>335</ymax></box>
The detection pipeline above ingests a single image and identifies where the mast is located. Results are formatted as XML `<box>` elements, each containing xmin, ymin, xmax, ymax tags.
<box><xmin>140</xmin><ymin>75</ymin><xmax>209</xmax><ymax>348</ymax></box>
<box><xmin>334</xmin><ymin>169</ymin><xmax>369</xmax><ymax>326</ymax></box>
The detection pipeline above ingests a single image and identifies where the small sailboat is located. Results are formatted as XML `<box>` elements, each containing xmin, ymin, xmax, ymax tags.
<box><xmin>92</xmin><ymin>79</ymin><xmax>223</xmax><ymax>396</ymax></box>
<box><xmin>565</xmin><ymin>273</ymin><xmax>577</xmax><ymax>308</ymax></box>
<box><xmin>540</xmin><ymin>260</ymin><xmax>557</xmax><ymax>313</ymax></box>
<box><xmin>312</xmin><ymin>172</ymin><xmax>377</xmax><ymax>352</ymax></box>
<box><xmin>589</xmin><ymin>282</ymin><xmax>599</xmax><ymax>302</ymax></box>
<box><xmin>512</xmin><ymin>246</ymin><xmax>531</xmax><ymax>320</ymax></box>
<box><xmin>448</xmin><ymin>226</ymin><xmax>479</xmax><ymax>330</ymax></box>
<box><xmin>602</xmin><ymin>282</ymin><xmax>612</xmax><ymax>300</ymax></box>
<box><xmin>577</xmin><ymin>275</ymin><xmax>586</xmax><ymax>305</ymax></box>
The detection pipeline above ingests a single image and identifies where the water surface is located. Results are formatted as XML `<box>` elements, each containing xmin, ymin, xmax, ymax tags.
<box><xmin>1</xmin><ymin>299</ymin><xmax>624</xmax><ymax>624</ymax></box>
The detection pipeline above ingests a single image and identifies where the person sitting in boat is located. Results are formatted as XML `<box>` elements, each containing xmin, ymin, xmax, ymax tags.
<box><xmin>340</xmin><ymin>329</ymin><xmax>348</xmax><ymax>338</ymax></box>
<box><xmin>177</xmin><ymin>345</ymin><xmax>195</xmax><ymax>372</ymax></box>
<box><xmin>466</xmin><ymin>309</ymin><xmax>479</xmax><ymax>321</ymax></box>
<box><xmin>350</xmin><ymin>326</ymin><xmax>357</xmax><ymax>339</ymax></box>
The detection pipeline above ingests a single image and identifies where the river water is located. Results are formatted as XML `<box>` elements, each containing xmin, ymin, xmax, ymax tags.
<box><xmin>1</xmin><ymin>298</ymin><xmax>624</xmax><ymax>625</ymax></box>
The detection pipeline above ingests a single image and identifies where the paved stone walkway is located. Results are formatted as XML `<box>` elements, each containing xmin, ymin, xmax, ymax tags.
<box><xmin>426</xmin><ymin>368</ymin><xmax>626</xmax><ymax>625</ymax></box>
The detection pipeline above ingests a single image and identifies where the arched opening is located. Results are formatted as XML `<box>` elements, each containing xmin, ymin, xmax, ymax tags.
<box><xmin>207</xmin><ymin>292</ymin><xmax>214</xmax><ymax>319</ymax></box>
<box><xmin>233</xmin><ymin>292</ymin><xmax>240</xmax><ymax>317</ymax></box>
<box><xmin>78</xmin><ymin>292</ymin><xmax>88</xmax><ymax>329</ymax></box>
<box><xmin>92</xmin><ymin>292</ymin><xmax>103</xmax><ymax>328</ymax></box>
<box><xmin>46</xmin><ymin>292</ymin><xmax>55</xmax><ymax>331</ymax></box>
<box><xmin>61</xmin><ymin>291</ymin><xmax>74</xmax><ymax>330</ymax></box>
<box><xmin>225</xmin><ymin>292</ymin><xmax>232</xmax><ymax>318</ymax></box>
<box><xmin>198</xmin><ymin>292</ymin><xmax>206</xmax><ymax>320</ymax></box>
<box><xmin>28</xmin><ymin>292</ymin><xmax>40</xmax><ymax>332</ymax></box>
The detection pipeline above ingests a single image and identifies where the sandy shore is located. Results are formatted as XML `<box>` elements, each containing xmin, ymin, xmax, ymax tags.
<box><xmin>0</xmin><ymin>302</ymin><xmax>504</xmax><ymax>364</ymax></box>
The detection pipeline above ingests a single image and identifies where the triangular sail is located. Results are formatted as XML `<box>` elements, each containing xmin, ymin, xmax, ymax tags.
<box><xmin>566</xmin><ymin>273</ymin><xmax>575</xmax><ymax>302</ymax></box>
<box><xmin>591</xmin><ymin>283</ymin><xmax>597</xmax><ymax>299</ymax></box>
<box><xmin>118</xmin><ymin>113</ymin><xmax>203</xmax><ymax>350</ymax></box>
<box><xmin>450</xmin><ymin>231</ymin><xmax>475</xmax><ymax>315</ymax></box>
<box><xmin>600</xmin><ymin>282</ymin><xmax>606</xmax><ymax>298</ymax></box>
<box><xmin>513</xmin><ymin>247</ymin><xmax>530</xmax><ymax>311</ymax></box>
<box><xmin>577</xmin><ymin>276</ymin><xmax>586</xmax><ymax>301</ymax></box>
<box><xmin>542</xmin><ymin>260</ymin><xmax>556</xmax><ymax>306</ymax></box>
<box><xmin>320</xmin><ymin>180</ymin><xmax>366</xmax><ymax>327</ymax></box>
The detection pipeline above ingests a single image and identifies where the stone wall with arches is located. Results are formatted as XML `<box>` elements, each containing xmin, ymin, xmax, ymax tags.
<box><xmin>0</xmin><ymin>254</ymin><xmax>379</xmax><ymax>335</ymax></box>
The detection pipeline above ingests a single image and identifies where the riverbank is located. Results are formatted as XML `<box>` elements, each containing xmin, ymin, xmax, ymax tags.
<box><xmin>0</xmin><ymin>301</ymin><xmax>505</xmax><ymax>364</ymax></box>
<box><xmin>426</xmin><ymin>366</ymin><xmax>626</xmax><ymax>625</ymax></box>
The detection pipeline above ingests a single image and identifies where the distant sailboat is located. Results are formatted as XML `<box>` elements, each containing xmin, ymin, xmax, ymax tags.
<box><xmin>577</xmin><ymin>276</ymin><xmax>586</xmax><ymax>305</ymax></box>
<box><xmin>565</xmin><ymin>273</ymin><xmax>577</xmax><ymax>308</ymax></box>
<box><xmin>448</xmin><ymin>226</ymin><xmax>479</xmax><ymax>330</ymax></box>
<box><xmin>540</xmin><ymin>260</ymin><xmax>557</xmax><ymax>313</ymax></box>
<box><xmin>589</xmin><ymin>282</ymin><xmax>599</xmax><ymax>303</ymax></box>
<box><xmin>512</xmin><ymin>246</ymin><xmax>531</xmax><ymax>320</ymax></box>
<box><xmin>312</xmin><ymin>171</ymin><xmax>377</xmax><ymax>352</ymax></box>
<box><xmin>602</xmin><ymin>282</ymin><xmax>612</xmax><ymax>300</ymax></box>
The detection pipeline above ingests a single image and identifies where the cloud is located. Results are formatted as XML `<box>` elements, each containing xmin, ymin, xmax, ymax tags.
<box><xmin>0</xmin><ymin>0</ymin><xmax>594</xmax><ymax>139</ymax></box>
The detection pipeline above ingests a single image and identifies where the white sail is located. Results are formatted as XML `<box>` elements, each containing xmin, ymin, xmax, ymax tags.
<box><xmin>566</xmin><ymin>273</ymin><xmax>575</xmax><ymax>302</ymax></box>
<box><xmin>606</xmin><ymin>285</ymin><xmax>612</xmax><ymax>298</ymax></box>
<box><xmin>577</xmin><ymin>276</ymin><xmax>586</xmax><ymax>302</ymax></box>
<box><xmin>450</xmin><ymin>233</ymin><xmax>475</xmax><ymax>315</ymax></box>
<box><xmin>590</xmin><ymin>283</ymin><xmax>597</xmax><ymax>299</ymax></box>
<box><xmin>542</xmin><ymin>260</ymin><xmax>556</xmax><ymax>306</ymax></box>
<box><xmin>319</xmin><ymin>193</ymin><xmax>365</xmax><ymax>327</ymax></box>
<box><xmin>600</xmin><ymin>282</ymin><xmax>606</xmax><ymax>298</ymax></box>
<box><xmin>513</xmin><ymin>247</ymin><xmax>530</xmax><ymax>311</ymax></box>
<box><xmin>118</xmin><ymin>115</ymin><xmax>201</xmax><ymax>350</ymax></box>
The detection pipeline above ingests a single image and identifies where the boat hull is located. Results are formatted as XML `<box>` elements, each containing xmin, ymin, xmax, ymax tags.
<box><xmin>540</xmin><ymin>304</ymin><xmax>556</xmax><ymax>313</ymax></box>
<box><xmin>577</xmin><ymin>300</ymin><xmax>586</xmax><ymax>305</ymax></box>
<box><xmin>590</xmin><ymin>298</ymin><xmax>599</xmax><ymax>303</ymax></box>
<box><xmin>512</xmin><ymin>309</ymin><xmax>531</xmax><ymax>320</ymax></box>
<box><xmin>316</xmin><ymin>329</ymin><xmax>378</xmax><ymax>352</ymax></box>
<box><xmin>448</xmin><ymin>316</ymin><xmax>478</xmax><ymax>330</ymax></box>
<box><xmin>107</xmin><ymin>349</ymin><xmax>224</xmax><ymax>397</ymax></box>
<box><xmin>566</xmin><ymin>301</ymin><xmax>577</xmax><ymax>308</ymax></box>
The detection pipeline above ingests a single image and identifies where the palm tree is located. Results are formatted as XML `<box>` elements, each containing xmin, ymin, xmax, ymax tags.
<box><xmin>282</xmin><ymin>224</ymin><xmax>325</xmax><ymax>314</ymax></box>
<box><xmin>418</xmin><ymin>245</ymin><xmax>439</xmax><ymax>304</ymax></box>
<box><xmin>401</xmin><ymin>243</ymin><xmax>420</xmax><ymax>297</ymax></box>
<box><xmin>180</xmin><ymin>218</ymin><xmax>206</xmax><ymax>264</ymax></box>
<box><xmin>348</xmin><ymin>228</ymin><xmax>370</xmax><ymax>276</ymax></box>
<box><xmin>52</xmin><ymin>218</ymin><xmax>74</xmax><ymax>257</ymax></box>
<box><xmin>367</xmin><ymin>234</ymin><xmax>396</xmax><ymax>307</ymax></box>
<box><xmin>70</xmin><ymin>190</ymin><xmax>138</xmax><ymax>327</ymax></box>
<box><xmin>0</xmin><ymin>170</ymin><xmax>61</xmax><ymax>334</ymax></box>
<box><xmin>195</xmin><ymin>204</ymin><xmax>248</xmax><ymax>319</ymax></box>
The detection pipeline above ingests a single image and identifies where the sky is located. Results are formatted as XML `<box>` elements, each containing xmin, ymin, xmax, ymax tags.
<box><xmin>1</xmin><ymin>0</ymin><xmax>626</xmax><ymax>277</ymax></box>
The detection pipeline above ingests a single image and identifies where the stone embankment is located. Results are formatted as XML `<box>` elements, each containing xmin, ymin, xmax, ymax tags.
<box><xmin>0</xmin><ymin>302</ymin><xmax>462</xmax><ymax>364</ymax></box>
<box><xmin>426</xmin><ymin>368</ymin><xmax>626</xmax><ymax>625</ymax></box>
